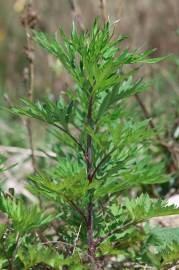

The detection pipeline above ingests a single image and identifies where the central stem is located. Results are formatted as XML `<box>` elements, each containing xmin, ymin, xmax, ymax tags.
<box><xmin>86</xmin><ymin>95</ymin><xmax>96</xmax><ymax>263</ymax></box>
<box><xmin>87</xmin><ymin>96</ymin><xmax>93</xmax><ymax>183</ymax></box>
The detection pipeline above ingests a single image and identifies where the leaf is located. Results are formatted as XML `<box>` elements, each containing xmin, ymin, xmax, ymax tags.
<box><xmin>98</xmin><ymin>240</ymin><xmax>127</xmax><ymax>256</ymax></box>
<box><xmin>146</xmin><ymin>242</ymin><xmax>179</xmax><ymax>269</ymax></box>
<box><xmin>137</xmin><ymin>55</ymin><xmax>170</xmax><ymax>64</ymax></box>
<box><xmin>0</xmin><ymin>194</ymin><xmax>55</xmax><ymax>234</ymax></box>
<box><xmin>33</xmin><ymin>31</ymin><xmax>70</xmax><ymax>72</ymax></box>
<box><xmin>0</xmin><ymin>157</ymin><xmax>6</xmax><ymax>174</ymax></box>
<box><xmin>159</xmin><ymin>242</ymin><xmax>179</xmax><ymax>266</ymax></box>
<box><xmin>13</xmin><ymin>98</ymin><xmax>74</xmax><ymax>127</ymax></box>
<box><xmin>18</xmin><ymin>242</ymin><xmax>85</xmax><ymax>269</ymax></box>
<box><xmin>29</xmin><ymin>158</ymin><xmax>88</xmax><ymax>201</ymax></box>
<box><xmin>148</xmin><ymin>227</ymin><xmax>179</xmax><ymax>248</ymax></box>
<box><xmin>94</xmin><ymin>147</ymin><xmax>167</xmax><ymax>198</ymax></box>
<box><xmin>18</xmin><ymin>244</ymin><xmax>64</xmax><ymax>269</ymax></box>
<box><xmin>122</xmin><ymin>194</ymin><xmax>179</xmax><ymax>224</ymax></box>
<box><xmin>65</xmin><ymin>100</ymin><xmax>74</xmax><ymax>128</ymax></box>
<box><xmin>0</xmin><ymin>224</ymin><xmax>6</xmax><ymax>239</ymax></box>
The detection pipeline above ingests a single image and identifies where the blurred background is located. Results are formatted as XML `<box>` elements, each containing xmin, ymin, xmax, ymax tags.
<box><xmin>0</xmin><ymin>0</ymin><xmax>179</xmax><ymax>201</ymax></box>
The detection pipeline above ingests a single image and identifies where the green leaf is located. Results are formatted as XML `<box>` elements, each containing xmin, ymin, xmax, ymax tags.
<box><xmin>13</xmin><ymin>98</ymin><xmax>74</xmax><ymax>127</ymax></box>
<box><xmin>146</xmin><ymin>241</ymin><xmax>179</xmax><ymax>269</ymax></box>
<box><xmin>148</xmin><ymin>227</ymin><xmax>179</xmax><ymax>248</ymax></box>
<box><xmin>18</xmin><ymin>244</ymin><xmax>64</xmax><ymax>269</ymax></box>
<box><xmin>0</xmin><ymin>156</ymin><xmax>6</xmax><ymax>174</ymax></box>
<box><xmin>122</xmin><ymin>194</ymin><xmax>179</xmax><ymax>224</ymax></box>
<box><xmin>29</xmin><ymin>158</ymin><xmax>88</xmax><ymax>201</ymax></box>
<box><xmin>159</xmin><ymin>242</ymin><xmax>179</xmax><ymax>266</ymax></box>
<box><xmin>0</xmin><ymin>224</ymin><xmax>6</xmax><ymax>239</ymax></box>
<box><xmin>33</xmin><ymin>31</ymin><xmax>71</xmax><ymax>72</ymax></box>
<box><xmin>0</xmin><ymin>194</ymin><xmax>55</xmax><ymax>234</ymax></box>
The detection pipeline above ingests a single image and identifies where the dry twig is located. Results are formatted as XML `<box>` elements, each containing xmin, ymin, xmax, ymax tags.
<box><xmin>99</xmin><ymin>0</ymin><xmax>108</xmax><ymax>23</ymax></box>
<box><xmin>68</xmin><ymin>0</ymin><xmax>85</xmax><ymax>31</ymax></box>
<box><xmin>0</xmin><ymin>145</ymin><xmax>56</xmax><ymax>158</ymax></box>
<box><xmin>21</xmin><ymin>1</ymin><xmax>38</xmax><ymax>173</ymax></box>
<box><xmin>72</xmin><ymin>223</ymin><xmax>82</xmax><ymax>254</ymax></box>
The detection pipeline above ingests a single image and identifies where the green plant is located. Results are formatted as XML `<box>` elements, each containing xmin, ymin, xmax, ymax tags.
<box><xmin>1</xmin><ymin>19</ymin><xmax>179</xmax><ymax>269</ymax></box>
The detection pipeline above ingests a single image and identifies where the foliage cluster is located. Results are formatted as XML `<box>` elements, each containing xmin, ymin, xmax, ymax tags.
<box><xmin>0</xmin><ymin>20</ymin><xmax>179</xmax><ymax>269</ymax></box>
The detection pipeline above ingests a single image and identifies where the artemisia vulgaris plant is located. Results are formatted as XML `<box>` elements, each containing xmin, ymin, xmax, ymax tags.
<box><xmin>1</xmin><ymin>19</ymin><xmax>179</xmax><ymax>269</ymax></box>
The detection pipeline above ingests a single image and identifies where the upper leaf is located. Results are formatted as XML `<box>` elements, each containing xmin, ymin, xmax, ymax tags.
<box><xmin>34</xmin><ymin>20</ymin><xmax>166</xmax><ymax>97</ymax></box>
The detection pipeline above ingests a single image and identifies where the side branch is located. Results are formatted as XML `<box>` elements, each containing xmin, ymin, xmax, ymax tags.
<box><xmin>135</xmin><ymin>94</ymin><xmax>157</xmax><ymax>131</ymax></box>
<box><xmin>66</xmin><ymin>198</ymin><xmax>87</xmax><ymax>225</ymax></box>
<box><xmin>53</xmin><ymin>123</ymin><xmax>86</xmax><ymax>155</ymax></box>
<box><xmin>95</xmin><ymin>221</ymin><xmax>136</xmax><ymax>247</ymax></box>
<box><xmin>91</xmin><ymin>148</ymin><xmax>116</xmax><ymax>180</ymax></box>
